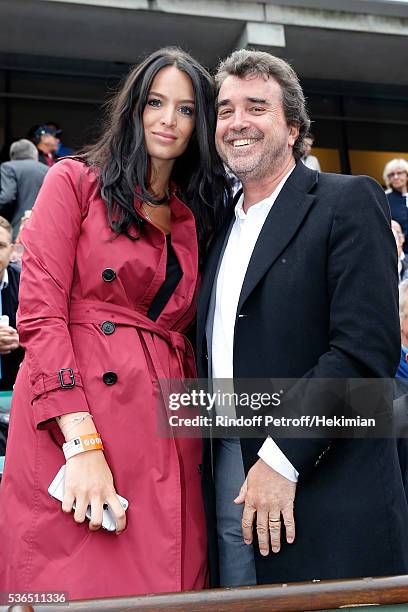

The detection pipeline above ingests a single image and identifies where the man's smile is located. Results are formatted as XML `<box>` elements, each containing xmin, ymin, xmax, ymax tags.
<box><xmin>230</xmin><ymin>138</ymin><xmax>260</xmax><ymax>148</ymax></box>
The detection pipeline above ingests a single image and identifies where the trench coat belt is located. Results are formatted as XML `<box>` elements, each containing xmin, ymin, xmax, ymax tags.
<box><xmin>69</xmin><ymin>300</ymin><xmax>197</xmax><ymax>387</ymax></box>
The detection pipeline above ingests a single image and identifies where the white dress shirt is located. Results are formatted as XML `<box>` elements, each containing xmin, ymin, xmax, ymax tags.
<box><xmin>212</xmin><ymin>167</ymin><xmax>299</xmax><ymax>482</ymax></box>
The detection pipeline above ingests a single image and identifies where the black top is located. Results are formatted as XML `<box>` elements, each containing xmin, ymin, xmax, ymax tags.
<box><xmin>147</xmin><ymin>235</ymin><xmax>183</xmax><ymax>321</ymax></box>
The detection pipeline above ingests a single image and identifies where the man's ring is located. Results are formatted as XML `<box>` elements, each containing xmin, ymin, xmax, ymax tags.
<box><xmin>270</xmin><ymin>518</ymin><xmax>281</xmax><ymax>522</ymax></box>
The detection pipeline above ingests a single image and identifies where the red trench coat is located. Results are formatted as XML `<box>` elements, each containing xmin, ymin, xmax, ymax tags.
<box><xmin>0</xmin><ymin>159</ymin><xmax>207</xmax><ymax>599</ymax></box>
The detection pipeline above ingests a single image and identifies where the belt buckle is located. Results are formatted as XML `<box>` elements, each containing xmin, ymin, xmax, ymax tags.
<box><xmin>58</xmin><ymin>368</ymin><xmax>76</xmax><ymax>388</ymax></box>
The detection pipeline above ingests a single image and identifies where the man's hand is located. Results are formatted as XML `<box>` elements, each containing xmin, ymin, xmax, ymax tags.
<box><xmin>0</xmin><ymin>325</ymin><xmax>19</xmax><ymax>354</ymax></box>
<box><xmin>234</xmin><ymin>458</ymin><xmax>296</xmax><ymax>555</ymax></box>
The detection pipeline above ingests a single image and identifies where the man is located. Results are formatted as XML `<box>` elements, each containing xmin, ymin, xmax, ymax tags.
<box><xmin>197</xmin><ymin>50</ymin><xmax>408</xmax><ymax>587</ymax></box>
<box><xmin>384</xmin><ymin>159</ymin><xmax>408</xmax><ymax>252</ymax></box>
<box><xmin>391</xmin><ymin>220</ymin><xmax>408</xmax><ymax>283</ymax></box>
<box><xmin>0</xmin><ymin>139</ymin><xmax>48</xmax><ymax>239</ymax></box>
<box><xmin>0</xmin><ymin>216</ymin><xmax>23</xmax><ymax>390</ymax></box>
<box><xmin>0</xmin><ymin>216</ymin><xmax>23</xmax><ymax>455</ymax></box>
<box><xmin>397</xmin><ymin>280</ymin><xmax>408</xmax><ymax>379</ymax></box>
<box><xmin>45</xmin><ymin>121</ymin><xmax>73</xmax><ymax>157</ymax></box>
<box><xmin>301</xmin><ymin>132</ymin><xmax>321</xmax><ymax>171</ymax></box>
<box><xmin>28</xmin><ymin>124</ymin><xmax>60</xmax><ymax>167</ymax></box>
<box><xmin>395</xmin><ymin>280</ymin><xmax>408</xmax><ymax>494</ymax></box>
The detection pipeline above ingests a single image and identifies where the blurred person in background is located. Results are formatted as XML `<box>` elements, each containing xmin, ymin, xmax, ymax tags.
<box><xmin>391</xmin><ymin>220</ymin><xmax>408</xmax><ymax>283</ymax></box>
<box><xmin>28</xmin><ymin>124</ymin><xmax>60</xmax><ymax>167</ymax></box>
<box><xmin>46</xmin><ymin>121</ymin><xmax>73</xmax><ymax>158</ymax></box>
<box><xmin>393</xmin><ymin>280</ymin><xmax>408</xmax><ymax>499</ymax></box>
<box><xmin>0</xmin><ymin>216</ymin><xmax>24</xmax><ymax>454</ymax></box>
<box><xmin>0</xmin><ymin>216</ymin><xmax>23</xmax><ymax>390</ymax></box>
<box><xmin>301</xmin><ymin>131</ymin><xmax>321</xmax><ymax>171</ymax></box>
<box><xmin>384</xmin><ymin>159</ymin><xmax>408</xmax><ymax>252</ymax></box>
<box><xmin>0</xmin><ymin>139</ymin><xmax>47</xmax><ymax>240</ymax></box>
<box><xmin>397</xmin><ymin>279</ymin><xmax>408</xmax><ymax>379</ymax></box>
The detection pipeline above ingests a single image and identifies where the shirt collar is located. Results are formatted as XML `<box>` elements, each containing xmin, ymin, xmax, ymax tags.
<box><xmin>0</xmin><ymin>268</ymin><xmax>9</xmax><ymax>290</ymax></box>
<box><xmin>234</xmin><ymin>165</ymin><xmax>296</xmax><ymax>221</ymax></box>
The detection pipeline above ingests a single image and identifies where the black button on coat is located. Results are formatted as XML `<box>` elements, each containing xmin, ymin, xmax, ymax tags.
<box><xmin>102</xmin><ymin>268</ymin><xmax>116</xmax><ymax>282</ymax></box>
<box><xmin>101</xmin><ymin>321</ymin><xmax>115</xmax><ymax>335</ymax></box>
<box><xmin>102</xmin><ymin>371</ymin><xmax>118</xmax><ymax>385</ymax></box>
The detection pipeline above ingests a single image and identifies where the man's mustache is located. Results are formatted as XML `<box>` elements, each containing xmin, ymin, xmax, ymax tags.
<box><xmin>223</xmin><ymin>130</ymin><xmax>264</xmax><ymax>143</ymax></box>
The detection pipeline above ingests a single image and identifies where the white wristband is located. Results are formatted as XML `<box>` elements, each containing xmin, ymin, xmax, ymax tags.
<box><xmin>63</xmin><ymin>438</ymin><xmax>85</xmax><ymax>460</ymax></box>
<box><xmin>62</xmin><ymin>433</ymin><xmax>103</xmax><ymax>461</ymax></box>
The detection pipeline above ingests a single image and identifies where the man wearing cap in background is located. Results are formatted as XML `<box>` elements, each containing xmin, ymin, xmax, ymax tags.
<box><xmin>0</xmin><ymin>139</ymin><xmax>48</xmax><ymax>240</ymax></box>
<box><xmin>45</xmin><ymin>121</ymin><xmax>73</xmax><ymax>158</ymax></box>
<box><xmin>28</xmin><ymin>123</ymin><xmax>60</xmax><ymax>167</ymax></box>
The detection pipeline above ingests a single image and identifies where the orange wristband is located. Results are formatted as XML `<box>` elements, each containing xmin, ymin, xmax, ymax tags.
<box><xmin>63</xmin><ymin>433</ymin><xmax>104</xmax><ymax>460</ymax></box>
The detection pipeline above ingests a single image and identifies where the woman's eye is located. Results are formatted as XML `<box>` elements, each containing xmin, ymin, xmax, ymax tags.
<box><xmin>179</xmin><ymin>105</ymin><xmax>194</xmax><ymax>116</ymax></box>
<box><xmin>147</xmin><ymin>98</ymin><xmax>161</xmax><ymax>107</ymax></box>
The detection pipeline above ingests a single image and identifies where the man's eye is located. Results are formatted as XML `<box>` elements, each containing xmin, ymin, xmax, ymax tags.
<box><xmin>218</xmin><ymin>109</ymin><xmax>232</xmax><ymax>117</ymax></box>
<box><xmin>251</xmin><ymin>106</ymin><xmax>265</xmax><ymax>113</ymax></box>
<box><xmin>179</xmin><ymin>105</ymin><xmax>194</xmax><ymax>116</ymax></box>
<box><xmin>147</xmin><ymin>98</ymin><xmax>161</xmax><ymax>107</ymax></box>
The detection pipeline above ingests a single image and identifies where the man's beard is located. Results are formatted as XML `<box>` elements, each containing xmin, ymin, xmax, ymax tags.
<box><xmin>219</xmin><ymin>133</ymin><xmax>289</xmax><ymax>184</ymax></box>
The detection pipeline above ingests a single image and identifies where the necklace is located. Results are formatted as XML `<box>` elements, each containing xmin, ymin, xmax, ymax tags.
<box><xmin>141</xmin><ymin>193</ymin><xmax>170</xmax><ymax>222</ymax></box>
<box><xmin>142</xmin><ymin>201</ymin><xmax>170</xmax><ymax>222</ymax></box>
<box><xmin>142</xmin><ymin>201</ymin><xmax>153</xmax><ymax>221</ymax></box>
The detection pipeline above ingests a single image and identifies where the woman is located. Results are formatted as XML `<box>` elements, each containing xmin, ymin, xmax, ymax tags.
<box><xmin>0</xmin><ymin>48</ymin><xmax>228</xmax><ymax>600</ymax></box>
<box><xmin>383</xmin><ymin>158</ymin><xmax>408</xmax><ymax>251</ymax></box>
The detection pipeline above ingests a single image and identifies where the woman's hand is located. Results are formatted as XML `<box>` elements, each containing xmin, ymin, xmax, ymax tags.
<box><xmin>56</xmin><ymin>412</ymin><xmax>126</xmax><ymax>534</ymax></box>
<box><xmin>62</xmin><ymin>449</ymin><xmax>127</xmax><ymax>534</ymax></box>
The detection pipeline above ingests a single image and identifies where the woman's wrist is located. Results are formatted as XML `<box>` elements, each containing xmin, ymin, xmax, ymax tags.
<box><xmin>56</xmin><ymin>412</ymin><xmax>98</xmax><ymax>442</ymax></box>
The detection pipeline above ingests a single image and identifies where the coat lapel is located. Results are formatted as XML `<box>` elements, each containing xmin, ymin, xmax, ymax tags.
<box><xmin>237</xmin><ymin>163</ymin><xmax>318</xmax><ymax>313</ymax></box>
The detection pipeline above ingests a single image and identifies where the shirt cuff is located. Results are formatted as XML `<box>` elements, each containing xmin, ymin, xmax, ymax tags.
<box><xmin>258</xmin><ymin>437</ymin><xmax>299</xmax><ymax>482</ymax></box>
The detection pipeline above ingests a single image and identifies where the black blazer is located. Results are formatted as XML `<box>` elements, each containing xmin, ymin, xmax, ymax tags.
<box><xmin>197</xmin><ymin>162</ymin><xmax>408</xmax><ymax>585</ymax></box>
<box><xmin>0</xmin><ymin>263</ymin><xmax>24</xmax><ymax>391</ymax></box>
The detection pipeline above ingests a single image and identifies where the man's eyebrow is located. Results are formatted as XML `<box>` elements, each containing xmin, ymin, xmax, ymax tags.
<box><xmin>216</xmin><ymin>98</ymin><xmax>230</xmax><ymax>109</ymax></box>
<box><xmin>148</xmin><ymin>91</ymin><xmax>195</xmax><ymax>104</ymax></box>
<box><xmin>216</xmin><ymin>96</ymin><xmax>270</xmax><ymax>108</ymax></box>
<box><xmin>247</xmin><ymin>97</ymin><xmax>269</xmax><ymax>104</ymax></box>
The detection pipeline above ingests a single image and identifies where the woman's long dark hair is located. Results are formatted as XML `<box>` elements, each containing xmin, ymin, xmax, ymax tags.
<box><xmin>80</xmin><ymin>47</ymin><xmax>230</xmax><ymax>262</ymax></box>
